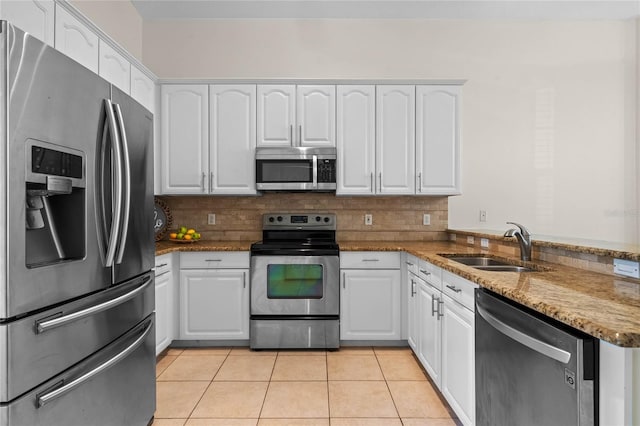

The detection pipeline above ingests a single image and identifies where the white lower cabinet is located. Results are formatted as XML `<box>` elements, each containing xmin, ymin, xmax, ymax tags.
<box><xmin>407</xmin><ymin>257</ymin><xmax>477</xmax><ymax>426</ymax></box>
<box><xmin>155</xmin><ymin>254</ymin><xmax>175</xmax><ymax>355</ymax></box>
<box><xmin>179</xmin><ymin>252</ymin><xmax>249</xmax><ymax>340</ymax></box>
<box><xmin>340</xmin><ymin>252</ymin><xmax>401</xmax><ymax>340</ymax></box>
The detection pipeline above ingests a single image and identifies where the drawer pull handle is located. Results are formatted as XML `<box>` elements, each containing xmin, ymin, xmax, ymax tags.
<box><xmin>155</xmin><ymin>263</ymin><xmax>168</xmax><ymax>268</ymax></box>
<box><xmin>419</xmin><ymin>269</ymin><xmax>431</xmax><ymax>275</ymax></box>
<box><xmin>405</xmin><ymin>261</ymin><xmax>414</xmax><ymax>266</ymax></box>
<box><xmin>446</xmin><ymin>284</ymin><xmax>462</xmax><ymax>293</ymax></box>
<box><xmin>205</xmin><ymin>259</ymin><xmax>222</xmax><ymax>262</ymax></box>
<box><xmin>362</xmin><ymin>259</ymin><xmax>379</xmax><ymax>262</ymax></box>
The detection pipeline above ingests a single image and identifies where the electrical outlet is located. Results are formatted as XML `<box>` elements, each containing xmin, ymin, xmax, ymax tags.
<box><xmin>467</xmin><ymin>236</ymin><xmax>475</xmax><ymax>245</ymax></box>
<box><xmin>207</xmin><ymin>213</ymin><xmax>216</xmax><ymax>225</ymax></box>
<box><xmin>479</xmin><ymin>210</ymin><xmax>487</xmax><ymax>222</ymax></box>
<box><xmin>423</xmin><ymin>214</ymin><xmax>431</xmax><ymax>226</ymax></box>
<box><xmin>481</xmin><ymin>238</ymin><xmax>489</xmax><ymax>248</ymax></box>
<box><xmin>364</xmin><ymin>214</ymin><xmax>373</xmax><ymax>225</ymax></box>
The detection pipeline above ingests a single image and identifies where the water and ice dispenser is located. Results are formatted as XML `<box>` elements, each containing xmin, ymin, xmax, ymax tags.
<box><xmin>25</xmin><ymin>140</ymin><xmax>85</xmax><ymax>267</ymax></box>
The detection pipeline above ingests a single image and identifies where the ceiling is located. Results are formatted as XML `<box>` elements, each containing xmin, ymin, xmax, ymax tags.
<box><xmin>131</xmin><ymin>0</ymin><xmax>640</xmax><ymax>20</ymax></box>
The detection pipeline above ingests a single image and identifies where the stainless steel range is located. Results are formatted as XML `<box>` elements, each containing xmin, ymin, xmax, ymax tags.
<box><xmin>250</xmin><ymin>213</ymin><xmax>339</xmax><ymax>349</ymax></box>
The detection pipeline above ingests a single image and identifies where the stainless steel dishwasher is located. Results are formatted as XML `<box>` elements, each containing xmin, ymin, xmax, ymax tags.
<box><xmin>475</xmin><ymin>289</ymin><xmax>598</xmax><ymax>426</ymax></box>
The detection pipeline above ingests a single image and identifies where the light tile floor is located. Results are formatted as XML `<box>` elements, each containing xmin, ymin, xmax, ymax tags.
<box><xmin>154</xmin><ymin>347</ymin><xmax>460</xmax><ymax>426</ymax></box>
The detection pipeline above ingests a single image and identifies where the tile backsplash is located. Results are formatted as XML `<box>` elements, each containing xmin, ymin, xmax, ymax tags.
<box><xmin>157</xmin><ymin>193</ymin><xmax>449</xmax><ymax>242</ymax></box>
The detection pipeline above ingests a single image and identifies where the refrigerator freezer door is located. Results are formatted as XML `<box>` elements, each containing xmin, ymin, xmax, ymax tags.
<box><xmin>109</xmin><ymin>88</ymin><xmax>154</xmax><ymax>285</ymax></box>
<box><xmin>0</xmin><ymin>314</ymin><xmax>156</xmax><ymax>426</ymax></box>
<box><xmin>2</xmin><ymin>23</ymin><xmax>111</xmax><ymax>319</ymax></box>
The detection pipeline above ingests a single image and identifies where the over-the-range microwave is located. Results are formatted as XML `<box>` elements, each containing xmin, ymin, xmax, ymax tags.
<box><xmin>255</xmin><ymin>146</ymin><xmax>337</xmax><ymax>192</ymax></box>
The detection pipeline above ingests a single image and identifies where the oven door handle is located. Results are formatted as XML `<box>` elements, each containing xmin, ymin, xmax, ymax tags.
<box><xmin>476</xmin><ymin>304</ymin><xmax>571</xmax><ymax>364</ymax></box>
<box><xmin>312</xmin><ymin>155</ymin><xmax>318</xmax><ymax>189</ymax></box>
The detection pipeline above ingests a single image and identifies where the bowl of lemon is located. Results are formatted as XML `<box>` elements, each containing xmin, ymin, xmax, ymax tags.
<box><xmin>169</xmin><ymin>226</ymin><xmax>201</xmax><ymax>243</ymax></box>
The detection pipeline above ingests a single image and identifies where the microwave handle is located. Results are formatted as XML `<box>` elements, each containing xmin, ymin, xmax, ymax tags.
<box><xmin>312</xmin><ymin>155</ymin><xmax>318</xmax><ymax>189</ymax></box>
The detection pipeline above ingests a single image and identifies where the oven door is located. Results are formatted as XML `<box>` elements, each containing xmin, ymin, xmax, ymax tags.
<box><xmin>250</xmin><ymin>255</ymin><xmax>339</xmax><ymax>316</ymax></box>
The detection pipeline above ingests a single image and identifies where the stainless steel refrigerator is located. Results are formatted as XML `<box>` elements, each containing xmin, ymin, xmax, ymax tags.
<box><xmin>0</xmin><ymin>22</ymin><xmax>156</xmax><ymax>425</ymax></box>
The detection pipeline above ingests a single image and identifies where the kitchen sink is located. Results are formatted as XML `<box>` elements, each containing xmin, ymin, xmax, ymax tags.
<box><xmin>440</xmin><ymin>254</ymin><xmax>545</xmax><ymax>273</ymax></box>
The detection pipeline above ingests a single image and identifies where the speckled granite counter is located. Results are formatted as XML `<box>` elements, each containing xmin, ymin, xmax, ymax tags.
<box><xmin>155</xmin><ymin>239</ymin><xmax>640</xmax><ymax>347</ymax></box>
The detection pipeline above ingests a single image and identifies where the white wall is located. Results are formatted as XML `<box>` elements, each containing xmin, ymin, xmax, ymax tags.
<box><xmin>142</xmin><ymin>18</ymin><xmax>638</xmax><ymax>245</ymax></box>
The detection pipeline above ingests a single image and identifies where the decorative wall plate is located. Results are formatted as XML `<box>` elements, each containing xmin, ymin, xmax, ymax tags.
<box><xmin>154</xmin><ymin>198</ymin><xmax>172</xmax><ymax>241</ymax></box>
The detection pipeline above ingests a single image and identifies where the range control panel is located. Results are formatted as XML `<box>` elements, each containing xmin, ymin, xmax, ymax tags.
<box><xmin>262</xmin><ymin>213</ymin><xmax>336</xmax><ymax>230</ymax></box>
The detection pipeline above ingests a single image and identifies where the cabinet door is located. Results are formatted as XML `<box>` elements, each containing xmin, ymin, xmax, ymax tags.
<box><xmin>257</xmin><ymin>85</ymin><xmax>295</xmax><ymax>147</ymax></box>
<box><xmin>160</xmin><ymin>85</ymin><xmax>209</xmax><ymax>194</ymax></box>
<box><xmin>376</xmin><ymin>85</ymin><xmax>415</xmax><ymax>194</ymax></box>
<box><xmin>336</xmin><ymin>85</ymin><xmax>375</xmax><ymax>195</ymax></box>
<box><xmin>297</xmin><ymin>85</ymin><xmax>335</xmax><ymax>147</ymax></box>
<box><xmin>417</xmin><ymin>280</ymin><xmax>441</xmax><ymax>387</ymax></box>
<box><xmin>155</xmin><ymin>269</ymin><xmax>173</xmax><ymax>355</ymax></box>
<box><xmin>54</xmin><ymin>5</ymin><xmax>98</xmax><ymax>73</ymax></box>
<box><xmin>340</xmin><ymin>269</ymin><xmax>401</xmax><ymax>340</ymax></box>
<box><xmin>180</xmin><ymin>269</ymin><xmax>249</xmax><ymax>340</ymax></box>
<box><xmin>441</xmin><ymin>295</ymin><xmax>475</xmax><ymax>426</ymax></box>
<box><xmin>0</xmin><ymin>0</ymin><xmax>54</xmax><ymax>45</ymax></box>
<box><xmin>130</xmin><ymin>65</ymin><xmax>156</xmax><ymax>114</ymax></box>
<box><xmin>416</xmin><ymin>85</ymin><xmax>461</xmax><ymax>195</ymax></box>
<box><xmin>99</xmin><ymin>40</ymin><xmax>130</xmax><ymax>93</ymax></box>
<box><xmin>210</xmin><ymin>85</ymin><xmax>257</xmax><ymax>195</ymax></box>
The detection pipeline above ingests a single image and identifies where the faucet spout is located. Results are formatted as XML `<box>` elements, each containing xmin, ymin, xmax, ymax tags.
<box><xmin>504</xmin><ymin>222</ymin><xmax>532</xmax><ymax>261</ymax></box>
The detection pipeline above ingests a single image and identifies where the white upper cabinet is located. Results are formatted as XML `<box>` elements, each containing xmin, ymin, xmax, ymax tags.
<box><xmin>209</xmin><ymin>85</ymin><xmax>257</xmax><ymax>195</ymax></box>
<box><xmin>297</xmin><ymin>85</ymin><xmax>336</xmax><ymax>147</ymax></box>
<box><xmin>336</xmin><ymin>85</ymin><xmax>376</xmax><ymax>195</ymax></box>
<box><xmin>257</xmin><ymin>85</ymin><xmax>336</xmax><ymax>147</ymax></box>
<box><xmin>99</xmin><ymin>40</ymin><xmax>130</xmax><ymax>93</ymax></box>
<box><xmin>257</xmin><ymin>85</ymin><xmax>296</xmax><ymax>147</ymax></box>
<box><xmin>54</xmin><ymin>5</ymin><xmax>98</xmax><ymax>73</ymax></box>
<box><xmin>161</xmin><ymin>85</ymin><xmax>209</xmax><ymax>194</ymax></box>
<box><xmin>416</xmin><ymin>85</ymin><xmax>461</xmax><ymax>195</ymax></box>
<box><xmin>130</xmin><ymin>65</ymin><xmax>156</xmax><ymax>114</ymax></box>
<box><xmin>376</xmin><ymin>85</ymin><xmax>416</xmax><ymax>194</ymax></box>
<box><xmin>0</xmin><ymin>0</ymin><xmax>54</xmax><ymax>45</ymax></box>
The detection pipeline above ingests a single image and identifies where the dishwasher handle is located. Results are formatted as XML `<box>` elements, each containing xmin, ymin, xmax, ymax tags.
<box><xmin>476</xmin><ymin>303</ymin><xmax>572</xmax><ymax>364</ymax></box>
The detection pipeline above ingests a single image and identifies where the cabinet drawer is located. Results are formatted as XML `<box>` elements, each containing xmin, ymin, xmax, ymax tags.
<box><xmin>341</xmin><ymin>252</ymin><xmax>400</xmax><ymax>269</ymax></box>
<box><xmin>442</xmin><ymin>271</ymin><xmax>477</xmax><ymax>311</ymax></box>
<box><xmin>404</xmin><ymin>254</ymin><xmax>420</xmax><ymax>275</ymax></box>
<box><xmin>419</xmin><ymin>260</ymin><xmax>442</xmax><ymax>290</ymax></box>
<box><xmin>181</xmin><ymin>251</ymin><xmax>250</xmax><ymax>269</ymax></box>
<box><xmin>155</xmin><ymin>254</ymin><xmax>173</xmax><ymax>276</ymax></box>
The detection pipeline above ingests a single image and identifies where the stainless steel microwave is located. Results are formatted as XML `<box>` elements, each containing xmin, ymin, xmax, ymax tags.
<box><xmin>255</xmin><ymin>147</ymin><xmax>337</xmax><ymax>192</ymax></box>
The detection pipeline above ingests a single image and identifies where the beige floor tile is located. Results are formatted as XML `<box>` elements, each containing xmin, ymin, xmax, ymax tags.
<box><xmin>377</xmin><ymin>355</ymin><xmax>428</xmax><ymax>381</ymax></box>
<box><xmin>185</xmin><ymin>419</ymin><xmax>258</xmax><ymax>426</ymax></box>
<box><xmin>330</xmin><ymin>419</ymin><xmax>402</xmax><ymax>426</ymax></box>
<box><xmin>258</xmin><ymin>419</ymin><xmax>329</xmax><ymax>426</ymax></box>
<box><xmin>401</xmin><ymin>419</ymin><xmax>458</xmax><ymax>426</ymax></box>
<box><xmin>327</xmin><ymin>355</ymin><xmax>384</xmax><ymax>381</ymax></box>
<box><xmin>230</xmin><ymin>348</ymin><xmax>279</xmax><ymax>356</ymax></box>
<box><xmin>373</xmin><ymin>347</ymin><xmax>413</xmax><ymax>356</ymax></box>
<box><xmin>261</xmin><ymin>381</ymin><xmax>329</xmax><ymax>418</ymax></box>
<box><xmin>328</xmin><ymin>381</ymin><xmax>398</xmax><ymax>418</ymax></box>
<box><xmin>191</xmin><ymin>381</ymin><xmax>269</xmax><ymax>418</ymax></box>
<box><xmin>327</xmin><ymin>347</ymin><xmax>374</xmax><ymax>356</ymax></box>
<box><xmin>158</xmin><ymin>355</ymin><xmax>226</xmax><ymax>381</ymax></box>
<box><xmin>151</xmin><ymin>419</ymin><xmax>187</xmax><ymax>426</ymax></box>
<box><xmin>180</xmin><ymin>348</ymin><xmax>231</xmax><ymax>356</ymax></box>
<box><xmin>387</xmin><ymin>381</ymin><xmax>451</xmax><ymax>418</ymax></box>
<box><xmin>155</xmin><ymin>381</ymin><xmax>209</xmax><ymax>419</ymax></box>
<box><xmin>277</xmin><ymin>350</ymin><xmax>327</xmax><ymax>356</ymax></box>
<box><xmin>271</xmin><ymin>355</ymin><xmax>327</xmax><ymax>381</ymax></box>
<box><xmin>156</xmin><ymin>355</ymin><xmax>178</xmax><ymax>377</ymax></box>
<box><xmin>215</xmin><ymin>355</ymin><xmax>276</xmax><ymax>381</ymax></box>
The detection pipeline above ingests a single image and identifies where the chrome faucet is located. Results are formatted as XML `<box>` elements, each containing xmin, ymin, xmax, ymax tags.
<box><xmin>504</xmin><ymin>222</ymin><xmax>532</xmax><ymax>261</ymax></box>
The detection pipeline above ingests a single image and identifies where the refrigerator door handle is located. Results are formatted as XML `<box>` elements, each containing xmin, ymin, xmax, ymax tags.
<box><xmin>100</xmin><ymin>99</ymin><xmax>124</xmax><ymax>267</ymax></box>
<box><xmin>36</xmin><ymin>318</ymin><xmax>153</xmax><ymax>407</ymax></box>
<box><xmin>35</xmin><ymin>276</ymin><xmax>152</xmax><ymax>334</ymax></box>
<box><xmin>112</xmin><ymin>103</ymin><xmax>131</xmax><ymax>265</ymax></box>
<box><xmin>476</xmin><ymin>303</ymin><xmax>571</xmax><ymax>364</ymax></box>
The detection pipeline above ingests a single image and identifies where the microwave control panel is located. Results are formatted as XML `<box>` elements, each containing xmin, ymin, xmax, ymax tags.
<box><xmin>317</xmin><ymin>159</ymin><xmax>336</xmax><ymax>183</ymax></box>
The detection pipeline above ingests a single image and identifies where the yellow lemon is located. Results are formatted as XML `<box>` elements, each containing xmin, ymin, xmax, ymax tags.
<box><xmin>187</xmin><ymin>229</ymin><xmax>196</xmax><ymax>235</ymax></box>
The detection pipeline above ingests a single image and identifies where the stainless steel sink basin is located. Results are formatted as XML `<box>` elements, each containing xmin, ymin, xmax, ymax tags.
<box><xmin>440</xmin><ymin>254</ymin><xmax>544</xmax><ymax>273</ymax></box>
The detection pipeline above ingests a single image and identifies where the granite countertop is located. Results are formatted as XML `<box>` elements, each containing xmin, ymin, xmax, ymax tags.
<box><xmin>155</xmin><ymin>239</ymin><xmax>640</xmax><ymax>347</ymax></box>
